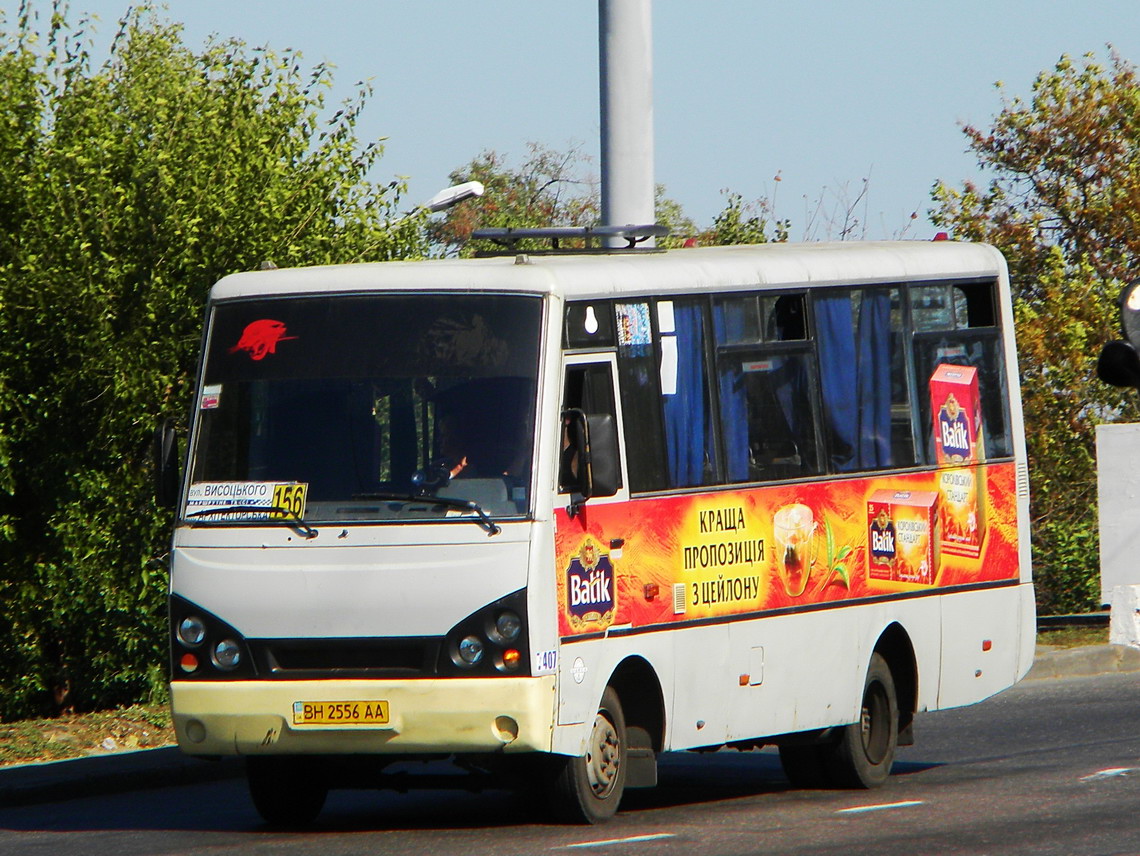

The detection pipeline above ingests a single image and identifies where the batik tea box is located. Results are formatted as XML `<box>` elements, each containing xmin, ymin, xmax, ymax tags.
<box><xmin>938</xmin><ymin>468</ymin><xmax>987</xmax><ymax>558</ymax></box>
<box><xmin>929</xmin><ymin>363</ymin><xmax>987</xmax><ymax>558</ymax></box>
<box><xmin>930</xmin><ymin>363</ymin><xmax>984</xmax><ymax>465</ymax></box>
<box><xmin>867</xmin><ymin>489</ymin><xmax>941</xmax><ymax>585</ymax></box>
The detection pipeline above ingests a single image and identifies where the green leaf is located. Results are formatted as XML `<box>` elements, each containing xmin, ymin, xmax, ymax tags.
<box><xmin>825</xmin><ymin>518</ymin><xmax>835</xmax><ymax>566</ymax></box>
<box><xmin>833</xmin><ymin>565</ymin><xmax>850</xmax><ymax>589</ymax></box>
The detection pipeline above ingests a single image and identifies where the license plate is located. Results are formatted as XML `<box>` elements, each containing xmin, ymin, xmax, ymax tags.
<box><xmin>292</xmin><ymin>700</ymin><xmax>390</xmax><ymax>726</ymax></box>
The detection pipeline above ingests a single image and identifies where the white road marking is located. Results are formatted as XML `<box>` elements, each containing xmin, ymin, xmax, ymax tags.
<box><xmin>1080</xmin><ymin>767</ymin><xmax>1136</xmax><ymax>782</ymax></box>
<box><xmin>560</xmin><ymin>832</ymin><xmax>677</xmax><ymax>849</ymax></box>
<box><xmin>837</xmin><ymin>800</ymin><xmax>925</xmax><ymax>815</ymax></box>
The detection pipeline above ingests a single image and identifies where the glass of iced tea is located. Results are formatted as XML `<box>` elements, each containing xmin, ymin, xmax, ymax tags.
<box><xmin>773</xmin><ymin>503</ymin><xmax>816</xmax><ymax>597</ymax></box>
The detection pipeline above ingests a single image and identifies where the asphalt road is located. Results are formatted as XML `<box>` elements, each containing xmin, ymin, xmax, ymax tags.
<box><xmin>1</xmin><ymin>668</ymin><xmax>1138</xmax><ymax>855</ymax></box>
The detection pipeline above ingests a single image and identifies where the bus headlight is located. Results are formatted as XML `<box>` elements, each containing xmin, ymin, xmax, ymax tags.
<box><xmin>177</xmin><ymin>616</ymin><xmax>207</xmax><ymax>648</ymax></box>
<box><xmin>169</xmin><ymin>594</ymin><xmax>254</xmax><ymax>680</ymax></box>
<box><xmin>492</xmin><ymin>610</ymin><xmax>522</xmax><ymax>643</ymax></box>
<box><xmin>457</xmin><ymin>635</ymin><xmax>485</xmax><ymax>666</ymax></box>
<box><xmin>212</xmin><ymin>639</ymin><xmax>243</xmax><ymax>670</ymax></box>
<box><xmin>439</xmin><ymin>589</ymin><xmax>529</xmax><ymax>676</ymax></box>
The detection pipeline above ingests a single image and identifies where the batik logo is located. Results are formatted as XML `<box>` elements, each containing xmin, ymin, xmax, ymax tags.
<box><xmin>565</xmin><ymin>537</ymin><xmax>615</xmax><ymax>631</ymax></box>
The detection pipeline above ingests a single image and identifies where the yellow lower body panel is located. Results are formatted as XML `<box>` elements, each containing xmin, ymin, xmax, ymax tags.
<box><xmin>171</xmin><ymin>676</ymin><xmax>556</xmax><ymax>757</ymax></box>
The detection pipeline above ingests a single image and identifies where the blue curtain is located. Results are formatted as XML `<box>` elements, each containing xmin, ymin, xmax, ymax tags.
<box><xmin>816</xmin><ymin>290</ymin><xmax>893</xmax><ymax>471</ymax></box>
<box><xmin>712</xmin><ymin>303</ymin><xmax>750</xmax><ymax>481</ymax></box>
<box><xmin>856</xmin><ymin>290</ymin><xmax>892</xmax><ymax>467</ymax></box>
<box><xmin>816</xmin><ymin>294</ymin><xmax>859</xmax><ymax>470</ymax></box>
<box><xmin>663</xmin><ymin>304</ymin><xmax>708</xmax><ymax>487</ymax></box>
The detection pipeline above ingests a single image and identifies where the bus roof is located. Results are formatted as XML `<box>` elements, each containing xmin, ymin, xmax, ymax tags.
<box><xmin>208</xmin><ymin>241</ymin><xmax>1008</xmax><ymax>303</ymax></box>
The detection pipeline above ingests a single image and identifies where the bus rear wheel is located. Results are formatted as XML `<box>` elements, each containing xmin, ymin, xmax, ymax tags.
<box><xmin>246</xmin><ymin>756</ymin><xmax>329</xmax><ymax>828</ymax></box>
<box><xmin>779</xmin><ymin>652</ymin><xmax>899</xmax><ymax>790</ymax></box>
<box><xmin>777</xmin><ymin>742</ymin><xmax>831</xmax><ymax>789</ymax></box>
<box><xmin>825</xmin><ymin>652</ymin><xmax>898</xmax><ymax>788</ymax></box>
<box><xmin>547</xmin><ymin>686</ymin><xmax>627</xmax><ymax>824</ymax></box>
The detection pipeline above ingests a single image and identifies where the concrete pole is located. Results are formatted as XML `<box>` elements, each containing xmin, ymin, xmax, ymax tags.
<box><xmin>599</xmin><ymin>0</ymin><xmax>655</xmax><ymax>246</ymax></box>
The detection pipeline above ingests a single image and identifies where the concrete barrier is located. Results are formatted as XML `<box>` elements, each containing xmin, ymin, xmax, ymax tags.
<box><xmin>1110</xmin><ymin>585</ymin><xmax>1140</xmax><ymax>648</ymax></box>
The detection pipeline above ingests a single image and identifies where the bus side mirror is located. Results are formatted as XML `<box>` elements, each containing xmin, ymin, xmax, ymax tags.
<box><xmin>153</xmin><ymin>418</ymin><xmax>181</xmax><ymax>509</ymax></box>
<box><xmin>561</xmin><ymin>409</ymin><xmax>620</xmax><ymax>514</ymax></box>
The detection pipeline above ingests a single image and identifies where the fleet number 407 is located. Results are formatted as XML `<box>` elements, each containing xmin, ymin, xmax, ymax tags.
<box><xmin>534</xmin><ymin>650</ymin><xmax>557</xmax><ymax>673</ymax></box>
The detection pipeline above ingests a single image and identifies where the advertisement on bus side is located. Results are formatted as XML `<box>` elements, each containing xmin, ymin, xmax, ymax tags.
<box><xmin>554</xmin><ymin>462</ymin><xmax>1019</xmax><ymax>637</ymax></box>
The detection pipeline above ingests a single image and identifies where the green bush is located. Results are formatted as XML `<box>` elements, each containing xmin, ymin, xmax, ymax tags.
<box><xmin>1032</xmin><ymin>518</ymin><xmax>1101</xmax><ymax>615</ymax></box>
<box><xmin>0</xmin><ymin>2</ymin><xmax>424</xmax><ymax>719</ymax></box>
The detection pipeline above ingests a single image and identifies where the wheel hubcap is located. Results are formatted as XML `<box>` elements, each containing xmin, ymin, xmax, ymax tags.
<box><xmin>585</xmin><ymin>712</ymin><xmax>621</xmax><ymax>797</ymax></box>
<box><xmin>860</xmin><ymin>681</ymin><xmax>890</xmax><ymax>764</ymax></box>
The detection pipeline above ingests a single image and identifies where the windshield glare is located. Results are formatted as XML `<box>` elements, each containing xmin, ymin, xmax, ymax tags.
<box><xmin>186</xmin><ymin>293</ymin><xmax>542</xmax><ymax>524</ymax></box>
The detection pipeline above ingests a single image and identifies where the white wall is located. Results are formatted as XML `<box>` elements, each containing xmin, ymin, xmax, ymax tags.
<box><xmin>1097</xmin><ymin>423</ymin><xmax>1140</xmax><ymax>604</ymax></box>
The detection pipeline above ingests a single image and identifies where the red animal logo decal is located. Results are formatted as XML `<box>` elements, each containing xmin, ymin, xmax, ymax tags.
<box><xmin>229</xmin><ymin>319</ymin><xmax>297</xmax><ymax>361</ymax></box>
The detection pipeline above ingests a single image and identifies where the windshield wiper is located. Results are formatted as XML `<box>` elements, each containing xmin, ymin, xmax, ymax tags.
<box><xmin>184</xmin><ymin>505</ymin><xmax>319</xmax><ymax>539</ymax></box>
<box><xmin>352</xmin><ymin>492</ymin><xmax>501</xmax><ymax>537</ymax></box>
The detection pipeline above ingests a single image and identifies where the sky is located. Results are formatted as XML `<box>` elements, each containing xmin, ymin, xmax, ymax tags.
<box><xmin>33</xmin><ymin>0</ymin><xmax>1140</xmax><ymax>239</ymax></box>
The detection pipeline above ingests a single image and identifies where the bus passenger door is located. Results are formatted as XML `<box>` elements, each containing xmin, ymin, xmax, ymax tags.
<box><xmin>555</xmin><ymin>354</ymin><xmax>634</xmax><ymax>728</ymax></box>
<box><xmin>559</xmin><ymin>354</ymin><xmax>630</xmax><ymax>509</ymax></box>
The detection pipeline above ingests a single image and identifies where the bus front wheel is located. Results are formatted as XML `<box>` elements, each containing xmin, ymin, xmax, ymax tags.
<box><xmin>246</xmin><ymin>756</ymin><xmax>329</xmax><ymax>828</ymax></box>
<box><xmin>547</xmin><ymin>686</ymin><xmax>627</xmax><ymax>823</ymax></box>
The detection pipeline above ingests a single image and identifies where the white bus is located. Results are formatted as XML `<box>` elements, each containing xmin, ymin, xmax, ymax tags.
<box><xmin>161</xmin><ymin>235</ymin><xmax>1034</xmax><ymax>826</ymax></box>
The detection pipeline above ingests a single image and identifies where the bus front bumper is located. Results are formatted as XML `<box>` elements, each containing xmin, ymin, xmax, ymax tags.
<box><xmin>170</xmin><ymin>676</ymin><xmax>556</xmax><ymax>757</ymax></box>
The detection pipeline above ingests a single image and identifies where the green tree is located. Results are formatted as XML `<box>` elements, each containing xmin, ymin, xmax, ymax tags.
<box><xmin>433</xmin><ymin>141</ymin><xmax>700</xmax><ymax>255</ymax></box>
<box><xmin>1013</xmin><ymin>251</ymin><xmax>1123</xmax><ymax>612</ymax></box>
<box><xmin>653</xmin><ymin>184</ymin><xmax>699</xmax><ymax>249</ymax></box>
<box><xmin>932</xmin><ymin>51</ymin><xmax>1140</xmax><ymax>613</ymax></box>
<box><xmin>432</xmin><ymin>142</ymin><xmax>600</xmax><ymax>256</ymax></box>
<box><xmin>0</xmin><ymin>2</ymin><xmax>423</xmax><ymax>718</ymax></box>
<box><xmin>697</xmin><ymin>190</ymin><xmax>789</xmax><ymax>246</ymax></box>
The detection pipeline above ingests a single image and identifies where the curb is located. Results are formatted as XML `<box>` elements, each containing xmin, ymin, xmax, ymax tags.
<box><xmin>1024</xmin><ymin>642</ymin><xmax>1140</xmax><ymax>681</ymax></box>
<box><xmin>0</xmin><ymin>745</ymin><xmax>241</xmax><ymax>808</ymax></box>
<box><xmin>2</xmin><ymin>644</ymin><xmax>1139</xmax><ymax>809</ymax></box>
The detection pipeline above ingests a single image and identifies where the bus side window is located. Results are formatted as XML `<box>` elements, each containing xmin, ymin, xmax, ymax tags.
<box><xmin>560</xmin><ymin>363</ymin><xmax>623</xmax><ymax>494</ymax></box>
<box><xmin>614</xmin><ymin>302</ymin><xmax>668</xmax><ymax>492</ymax></box>
<box><xmin>714</xmin><ymin>294</ymin><xmax>821</xmax><ymax>483</ymax></box>
<box><xmin>658</xmin><ymin>299</ymin><xmax>718</xmax><ymax>489</ymax></box>
<box><xmin>814</xmin><ymin>286</ymin><xmax>917</xmax><ymax>473</ymax></box>
<box><xmin>911</xmin><ymin>281</ymin><xmax>1011</xmax><ymax>461</ymax></box>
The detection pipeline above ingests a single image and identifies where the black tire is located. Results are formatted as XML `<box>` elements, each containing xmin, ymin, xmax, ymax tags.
<box><xmin>546</xmin><ymin>686</ymin><xmax>627</xmax><ymax>824</ymax></box>
<box><xmin>824</xmin><ymin>652</ymin><xmax>898</xmax><ymax>788</ymax></box>
<box><xmin>778</xmin><ymin>742</ymin><xmax>831</xmax><ymax>789</ymax></box>
<box><xmin>246</xmin><ymin>756</ymin><xmax>329</xmax><ymax>828</ymax></box>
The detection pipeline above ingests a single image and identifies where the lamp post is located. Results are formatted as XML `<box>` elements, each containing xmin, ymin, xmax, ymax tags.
<box><xmin>599</xmin><ymin>0</ymin><xmax>655</xmax><ymax>247</ymax></box>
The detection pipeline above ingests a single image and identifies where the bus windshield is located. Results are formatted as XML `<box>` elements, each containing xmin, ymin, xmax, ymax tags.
<box><xmin>186</xmin><ymin>292</ymin><xmax>543</xmax><ymax>524</ymax></box>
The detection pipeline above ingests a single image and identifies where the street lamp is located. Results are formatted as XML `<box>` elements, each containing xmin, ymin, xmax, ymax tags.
<box><xmin>384</xmin><ymin>180</ymin><xmax>485</xmax><ymax>231</ymax></box>
<box><xmin>421</xmin><ymin>180</ymin><xmax>485</xmax><ymax>213</ymax></box>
